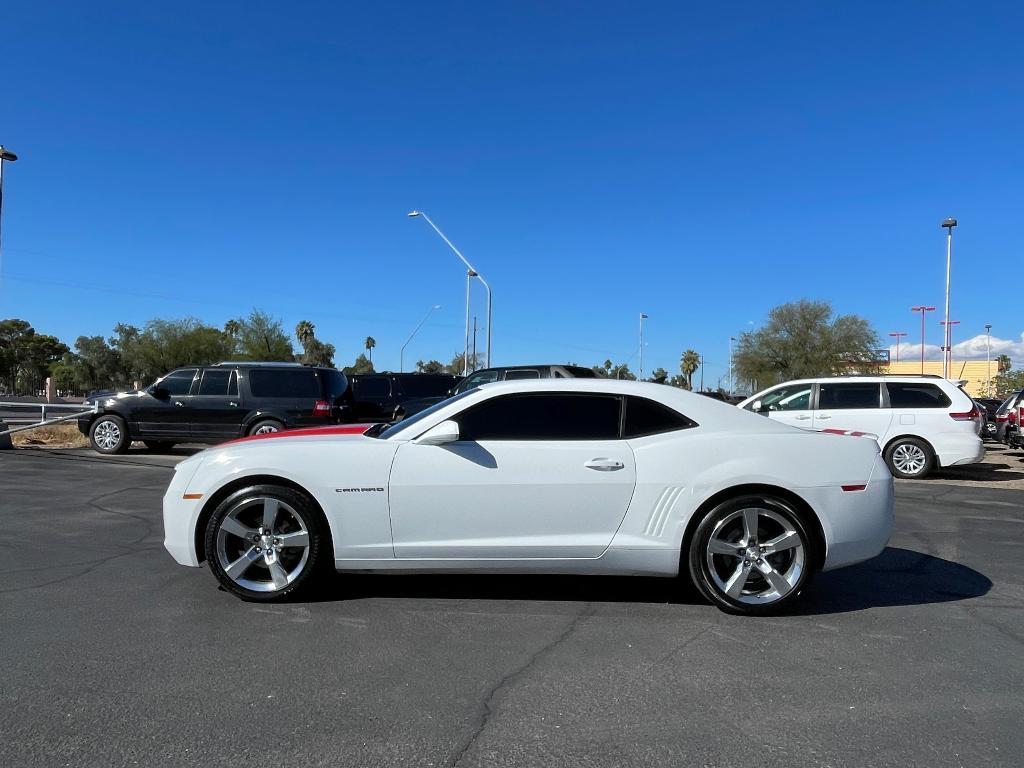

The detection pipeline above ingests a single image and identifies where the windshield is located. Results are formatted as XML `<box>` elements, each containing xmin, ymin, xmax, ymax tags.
<box><xmin>376</xmin><ymin>390</ymin><xmax>477</xmax><ymax>439</ymax></box>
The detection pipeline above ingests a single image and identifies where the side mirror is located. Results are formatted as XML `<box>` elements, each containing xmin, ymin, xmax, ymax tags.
<box><xmin>416</xmin><ymin>419</ymin><xmax>460</xmax><ymax>446</ymax></box>
<box><xmin>752</xmin><ymin>400</ymin><xmax>767</xmax><ymax>414</ymax></box>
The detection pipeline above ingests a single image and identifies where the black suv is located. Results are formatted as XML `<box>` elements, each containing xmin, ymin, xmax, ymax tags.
<box><xmin>79</xmin><ymin>363</ymin><xmax>349</xmax><ymax>454</ymax></box>
<box><xmin>394</xmin><ymin>364</ymin><xmax>598</xmax><ymax>420</ymax></box>
<box><xmin>345</xmin><ymin>373</ymin><xmax>460</xmax><ymax>422</ymax></box>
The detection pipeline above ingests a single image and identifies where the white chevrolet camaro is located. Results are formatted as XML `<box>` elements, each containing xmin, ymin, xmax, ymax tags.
<box><xmin>163</xmin><ymin>379</ymin><xmax>894</xmax><ymax>615</ymax></box>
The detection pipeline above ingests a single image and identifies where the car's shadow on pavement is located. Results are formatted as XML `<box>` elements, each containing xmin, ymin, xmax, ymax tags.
<box><xmin>307</xmin><ymin>546</ymin><xmax>991</xmax><ymax>615</ymax></box>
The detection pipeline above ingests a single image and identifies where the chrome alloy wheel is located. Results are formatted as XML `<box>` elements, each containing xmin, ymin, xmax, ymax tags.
<box><xmin>891</xmin><ymin>442</ymin><xmax>927</xmax><ymax>476</ymax></box>
<box><xmin>93</xmin><ymin>420</ymin><xmax>122</xmax><ymax>451</ymax></box>
<box><xmin>215</xmin><ymin>497</ymin><xmax>311</xmax><ymax>592</ymax></box>
<box><xmin>253</xmin><ymin>424</ymin><xmax>280</xmax><ymax>435</ymax></box>
<box><xmin>705</xmin><ymin>507</ymin><xmax>805</xmax><ymax>605</ymax></box>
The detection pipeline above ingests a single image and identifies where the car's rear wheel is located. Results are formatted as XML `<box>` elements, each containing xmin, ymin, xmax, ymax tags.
<box><xmin>884</xmin><ymin>437</ymin><xmax>934</xmax><ymax>479</ymax></box>
<box><xmin>248</xmin><ymin>419</ymin><xmax>283</xmax><ymax>436</ymax></box>
<box><xmin>143</xmin><ymin>440</ymin><xmax>175</xmax><ymax>453</ymax></box>
<box><xmin>205</xmin><ymin>484</ymin><xmax>328</xmax><ymax>601</ymax></box>
<box><xmin>688</xmin><ymin>495</ymin><xmax>814</xmax><ymax>615</ymax></box>
<box><xmin>89</xmin><ymin>415</ymin><xmax>129</xmax><ymax>455</ymax></box>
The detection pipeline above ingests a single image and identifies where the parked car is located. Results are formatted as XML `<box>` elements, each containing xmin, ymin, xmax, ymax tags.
<box><xmin>80</xmin><ymin>363</ymin><xmax>349</xmax><ymax>455</ymax></box>
<box><xmin>976</xmin><ymin>397</ymin><xmax>1003</xmax><ymax>440</ymax></box>
<box><xmin>394</xmin><ymin>364</ymin><xmax>598</xmax><ymax>420</ymax></box>
<box><xmin>994</xmin><ymin>390</ymin><xmax>1023</xmax><ymax>444</ymax></box>
<box><xmin>738</xmin><ymin>376</ymin><xmax>984</xmax><ymax>479</ymax></box>
<box><xmin>345</xmin><ymin>373</ymin><xmax>460</xmax><ymax>422</ymax></box>
<box><xmin>162</xmin><ymin>379</ymin><xmax>893</xmax><ymax>614</ymax></box>
<box><xmin>1008</xmin><ymin>399</ymin><xmax>1024</xmax><ymax>449</ymax></box>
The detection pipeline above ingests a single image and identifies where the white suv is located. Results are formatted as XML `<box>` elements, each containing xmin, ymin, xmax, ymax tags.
<box><xmin>738</xmin><ymin>376</ymin><xmax>984</xmax><ymax>479</ymax></box>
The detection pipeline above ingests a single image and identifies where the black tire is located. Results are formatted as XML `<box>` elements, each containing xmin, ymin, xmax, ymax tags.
<box><xmin>204</xmin><ymin>484</ymin><xmax>329</xmax><ymax>602</ymax></box>
<box><xmin>248</xmin><ymin>419</ymin><xmax>284</xmax><ymax>437</ymax></box>
<box><xmin>143</xmin><ymin>440</ymin><xmax>176</xmax><ymax>453</ymax></box>
<box><xmin>89</xmin><ymin>414</ymin><xmax>130</xmax><ymax>455</ymax></box>
<box><xmin>687</xmin><ymin>494</ymin><xmax>815</xmax><ymax>616</ymax></box>
<box><xmin>884</xmin><ymin>437</ymin><xmax>934</xmax><ymax>479</ymax></box>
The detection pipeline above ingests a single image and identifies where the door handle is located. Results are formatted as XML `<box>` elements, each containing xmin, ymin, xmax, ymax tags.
<box><xmin>794</xmin><ymin>415</ymin><xmax>811</xmax><ymax>420</ymax></box>
<box><xmin>817</xmin><ymin>414</ymin><xmax>831</xmax><ymax>420</ymax></box>
<box><xmin>228</xmin><ymin>402</ymin><xmax>238</xmax><ymax>407</ymax></box>
<box><xmin>584</xmin><ymin>458</ymin><xmax>624</xmax><ymax>471</ymax></box>
<box><xmin>174</xmin><ymin>401</ymin><xmax>185</xmax><ymax>407</ymax></box>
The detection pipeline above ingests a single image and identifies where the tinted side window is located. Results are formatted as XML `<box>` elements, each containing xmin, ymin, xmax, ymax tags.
<box><xmin>248</xmin><ymin>370</ymin><xmax>320</xmax><ymax>398</ymax></box>
<box><xmin>454</xmin><ymin>370</ymin><xmax>499</xmax><ymax>393</ymax></box>
<box><xmin>398</xmin><ymin>376</ymin><xmax>452</xmax><ymax>398</ymax></box>
<box><xmin>886</xmin><ymin>383</ymin><xmax>951</xmax><ymax>408</ymax></box>
<box><xmin>623</xmin><ymin>396</ymin><xmax>695</xmax><ymax>437</ymax></box>
<box><xmin>159</xmin><ymin>369</ymin><xmax>197</xmax><ymax>396</ymax></box>
<box><xmin>818</xmin><ymin>383</ymin><xmax>880</xmax><ymax>410</ymax></box>
<box><xmin>457</xmin><ymin>394</ymin><xmax>621</xmax><ymax>440</ymax></box>
<box><xmin>504</xmin><ymin>369</ymin><xmax>541</xmax><ymax>380</ymax></box>
<box><xmin>750</xmin><ymin>383</ymin><xmax>812</xmax><ymax>412</ymax></box>
<box><xmin>323</xmin><ymin>370</ymin><xmax>348</xmax><ymax>400</ymax></box>
<box><xmin>198</xmin><ymin>369</ymin><xmax>233</xmax><ymax>396</ymax></box>
<box><xmin>355</xmin><ymin>377</ymin><xmax>391</xmax><ymax>399</ymax></box>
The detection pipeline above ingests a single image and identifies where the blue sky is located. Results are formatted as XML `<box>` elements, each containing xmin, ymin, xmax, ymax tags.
<box><xmin>2</xmin><ymin>1</ymin><xmax>1022</xmax><ymax>385</ymax></box>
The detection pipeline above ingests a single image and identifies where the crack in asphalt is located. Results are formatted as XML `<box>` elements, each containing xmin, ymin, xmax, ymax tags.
<box><xmin>446</xmin><ymin>603</ymin><xmax>594</xmax><ymax>767</ymax></box>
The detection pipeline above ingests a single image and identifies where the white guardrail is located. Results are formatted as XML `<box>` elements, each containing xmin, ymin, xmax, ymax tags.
<box><xmin>0</xmin><ymin>401</ymin><xmax>99</xmax><ymax>437</ymax></box>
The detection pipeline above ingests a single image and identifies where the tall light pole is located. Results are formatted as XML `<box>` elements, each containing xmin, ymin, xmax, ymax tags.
<box><xmin>399</xmin><ymin>304</ymin><xmax>441</xmax><ymax>373</ymax></box>
<box><xmin>940</xmin><ymin>320</ymin><xmax>960</xmax><ymax>378</ymax></box>
<box><xmin>941</xmin><ymin>218</ymin><xmax>957</xmax><ymax>377</ymax></box>
<box><xmin>888</xmin><ymin>332</ymin><xmax>907</xmax><ymax>363</ymax></box>
<box><xmin>728</xmin><ymin>337</ymin><xmax>736</xmax><ymax>394</ymax></box>
<box><xmin>639</xmin><ymin>313</ymin><xmax>648</xmax><ymax>379</ymax></box>
<box><xmin>911</xmin><ymin>306</ymin><xmax>936</xmax><ymax>374</ymax></box>
<box><xmin>0</xmin><ymin>146</ymin><xmax>18</xmax><ymax>300</ymax></box>
<box><xmin>408</xmin><ymin>211</ymin><xmax>492</xmax><ymax>370</ymax></box>
<box><xmin>985</xmin><ymin>323</ymin><xmax>992</xmax><ymax>393</ymax></box>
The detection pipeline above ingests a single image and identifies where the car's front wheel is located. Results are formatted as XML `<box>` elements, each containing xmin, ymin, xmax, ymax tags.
<box><xmin>248</xmin><ymin>419</ymin><xmax>283</xmax><ymax>436</ymax></box>
<box><xmin>89</xmin><ymin>415</ymin><xmax>129</xmax><ymax>455</ymax></box>
<box><xmin>204</xmin><ymin>484</ymin><xmax>328</xmax><ymax>601</ymax></box>
<box><xmin>688</xmin><ymin>495</ymin><xmax>814</xmax><ymax>615</ymax></box>
<box><xmin>884</xmin><ymin>437</ymin><xmax>934</xmax><ymax>479</ymax></box>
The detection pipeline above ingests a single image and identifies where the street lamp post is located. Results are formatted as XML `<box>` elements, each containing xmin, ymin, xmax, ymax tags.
<box><xmin>985</xmin><ymin>323</ymin><xmax>993</xmax><ymax>393</ymax></box>
<box><xmin>940</xmin><ymin>320</ymin><xmax>961</xmax><ymax>378</ymax></box>
<box><xmin>911</xmin><ymin>306</ymin><xmax>936</xmax><ymax>374</ymax></box>
<box><xmin>941</xmin><ymin>218</ymin><xmax>957</xmax><ymax>378</ymax></box>
<box><xmin>639</xmin><ymin>313</ymin><xmax>648</xmax><ymax>379</ymax></box>
<box><xmin>407</xmin><ymin>211</ymin><xmax>492</xmax><ymax>370</ymax></box>
<box><xmin>0</xmin><ymin>146</ymin><xmax>18</xmax><ymax>299</ymax></box>
<box><xmin>399</xmin><ymin>304</ymin><xmax>441</xmax><ymax>373</ymax></box>
<box><xmin>888</xmin><ymin>332</ymin><xmax>908</xmax><ymax>363</ymax></box>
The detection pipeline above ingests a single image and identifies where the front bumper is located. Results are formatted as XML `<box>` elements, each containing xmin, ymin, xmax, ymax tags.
<box><xmin>162</xmin><ymin>458</ymin><xmax>205</xmax><ymax>567</ymax></box>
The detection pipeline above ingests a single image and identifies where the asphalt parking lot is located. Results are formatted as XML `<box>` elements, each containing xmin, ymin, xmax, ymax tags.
<box><xmin>2</xmin><ymin>447</ymin><xmax>1022</xmax><ymax>767</ymax></box>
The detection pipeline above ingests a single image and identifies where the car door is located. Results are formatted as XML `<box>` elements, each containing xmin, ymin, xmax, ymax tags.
<box><xmin>351</xmin><ymin>376</ymin><xmax>393</xmax><ymax>421</ymax></box>
<box><xmin>387</xmin><ymin>392</ymin><xmax>637</xmax><ymax>559</ymax></box>
<box><xmin>813</xmin><ymin>382</ymin><xmax>893</xmax><ymax>438</ymax></box>
<box><xmin>190</xmin><ymin>368</ymin><xmax>244</xmax><ymax>440</ymax></box>
<box><xmin>134</xmin><ymin>368</ymin><xmax>198</xmax><ymax>438</ymax></box>
<box><xmin>745</xmin><ymin>382</ymin><xmax>814</xmax><ymax>430</ymax></box>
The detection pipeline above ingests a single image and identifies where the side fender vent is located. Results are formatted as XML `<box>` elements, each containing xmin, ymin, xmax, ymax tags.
<box><xmin>644</xmin><ymin>486</ymin><xmax>684</xmax><ymax>538</ymax></box>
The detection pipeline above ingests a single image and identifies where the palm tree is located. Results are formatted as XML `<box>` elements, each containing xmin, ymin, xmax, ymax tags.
<box><xmin>295</xmin><ymin>320</ymin><xmax>315</xmax><ymax>349</ymax></box>
<box><xmin>223</xmin><ymin>319</ymin><xmax>241</xmax><ymax>338</ymax></box>
<box><xmin>365</xmin><ymin>336</ymin><xmax>376</xmax><ymax>363</ymax></box>
<box><xmin>680</xmin><ymin>349</ymin><xmax>701</xmax><ymax>390</ymax></box>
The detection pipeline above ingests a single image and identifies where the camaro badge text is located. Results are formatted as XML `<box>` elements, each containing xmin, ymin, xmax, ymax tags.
<box><xmin>336</xmin><ymin>487</ymin><xmax>385</xmax><ymax>493</ymax></box>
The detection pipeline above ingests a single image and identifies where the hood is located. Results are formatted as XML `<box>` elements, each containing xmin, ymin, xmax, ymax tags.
<box><xmin>221</xmin><ymin>424</ymin><xmax>374</xmax><ymax>447</ymax></box>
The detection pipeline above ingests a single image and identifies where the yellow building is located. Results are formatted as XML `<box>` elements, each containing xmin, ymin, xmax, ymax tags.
<box><xmin>882</xmin><ymin>360</ymin><xmax>999</xmax><ymax>397</ymax></box>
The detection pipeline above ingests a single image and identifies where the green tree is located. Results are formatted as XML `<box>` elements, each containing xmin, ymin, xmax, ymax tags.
<box><xmin>680</xmin><ymin>349</ymin><xmax>701</xmax><ymax>390</ymax></box>
<box><xmin>649</xmin><ymin>367</ymin><xmax>669</xmax><ymax>383</ymax></box>
<box><xmin>110</xmin><ymin>323</ymin><xmax>142</xmax><ymax>384</ymax></box>
<box><xmin>343</xmin><ymin>353</ymin><xmax>375</xmax><ymax>375</ymax></box>
<box><xmin>447</xmin><ymin>351</ymin><xmax>482</xmax><ymax>375</ymax></box>
<box><xmin>416</xmin><ymin>359</ymin><xmax>446</xmax><ymax>374</ymax></box>
<box><xmin>993</xmin><ymin>367</ymin><xmax>1024</xmax><ymax>397</ymax></box>
<box><xmin>229</xmin><ymin>310</ymin><xmax>294</xmax><ymax>361</ymax></box>
<box><xmin>295</xmin><ymin>320</ymin><xmax>335</xmax><ymax>367</ymax></box>
<box><xmin>0</xmin><ymin>319</ymin><xmax>69</xmax><ymax>393</ymax></box>
<box><xmin>71</xmin><ymin>335</ymin><xmax>123</xmax><ymax>391</ymax></box>
<box><xmin>130</xmin><ymin>318</ymin><xmax>235</xmax><ymax>381</ymax></box>
<box><xmin>365</xmin><ymin>336</ymin><xmax>376</xmax><ymax>364</ymax></box>
<box><xmin>734</xmin><ymin>300</ymin><xmax>880</xmax><ymax>387</ymax></box>
<box><xmin>996</xmin><ymin>354</ymin><xmax>1012</xmax><ymax>373</ymax></box>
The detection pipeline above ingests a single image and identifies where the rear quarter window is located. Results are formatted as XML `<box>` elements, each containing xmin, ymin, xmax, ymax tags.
<box><xmin>247</xmin><ymin>369</ymin><xmax>321</xmax><ymax>398</ymax></box>
<box><xmin>886</xmin><ymin>383</ymin><xmax>952</xmax><ymax>408</ymax></box>
<box><xmin>623</xmin><ymin>396</ymin><xmax>696</xmax><ymax>437</ymax></box>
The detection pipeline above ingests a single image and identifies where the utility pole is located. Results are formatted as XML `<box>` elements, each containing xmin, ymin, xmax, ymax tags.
<box><xmin>941</xmin><ymin>218</ymin><xmax>957</xmax><ymax>377</ymax></box>
<box><xmin>985</xmin><ymin>323</ymin><xmax>992</xmax><ymax>394</ymax></box>
<box><xmin>639</xmin><ymin>313</ymin><xmax>648</xmax><ymax>379</ymax></box>
<box><xmin>911</xmin><ymin>306</ymin><xmax>936</xmax><ymax>374</ymax></box>
<box><xmin>888</xmin><ymin>332</ymin><xmax>908</xmax><ymax>363</ymax></box>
